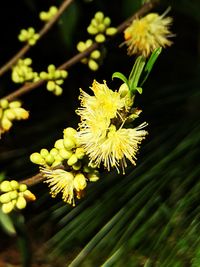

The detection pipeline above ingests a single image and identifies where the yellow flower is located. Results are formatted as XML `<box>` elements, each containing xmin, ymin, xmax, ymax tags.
<box><xmin>41</xmin><ymin>168</ymin><xmax>75</xmax><ymax>205</ymax></box>
<box><xmin>76</xmin><ymin>80</ymin><xmax>148</xmax><ymax>173</ymax></box>
<box><xmin>124</xmin><ymin>12</ymin><xmax>173</xmax><ymax>57</ymax></box>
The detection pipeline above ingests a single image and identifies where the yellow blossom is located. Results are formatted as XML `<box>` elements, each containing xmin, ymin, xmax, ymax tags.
<box><xmin>76</xmin><ymin>80</ymin><xmax>148</xmax><ymax>173</ymax></box>
<box><xmin>124</xmin><ymin>12</ymin><xmax>173</xmax><ymax>57</ymax></box>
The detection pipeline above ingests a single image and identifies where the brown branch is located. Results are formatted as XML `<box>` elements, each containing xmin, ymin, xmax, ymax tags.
<box><xmin>0</xmin><ymin>0</ymin><xmax>74</xmax><ymax>77</ymax></box>
<box><xmin>3</xmin><ymin>1</ymin><xmax>158</xmax><ymax>102</ymax></box>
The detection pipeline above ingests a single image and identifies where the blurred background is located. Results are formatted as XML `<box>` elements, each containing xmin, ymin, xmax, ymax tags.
<box><xmin>0</xmin><ymin>0</ymin><xmax>200</xmax><ymax>266</ymax></box>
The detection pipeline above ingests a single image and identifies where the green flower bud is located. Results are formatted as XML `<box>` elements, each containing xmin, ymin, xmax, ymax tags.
<box><xmin>0</xmin><ymin>181</ymin><xmax>12</xmax><ymax>192</ymax></box>
<box><xmin>0</xmin><ymin>99</ymin><xmax>9</xmax><ymax>109</ymax></box>
<box><xmin>4</xmin><ymin>109</ymin><xmax>16</xmax><ymax>120</ymax></box>
<box><xmin>67</xmin><ymin>154</ymin><xmax>78</xmax><ymax>166</ymax></box>
<box><xmin>94</xmin><ymin>12</ymin><xmax>104</xmax><ymax>22</ymax></box>
<box><xmin>23</xmin><ymin>190</ymin><xmax>36</xmax><ymax>201</ymax></box>
<box><xmin>60</xmin><ymin>70</ymin><xmax>68</xmax><ymax>78</ymax></box>
<box><xmin>95</xmin><ymin>33</ymin><xmax>106</xmax><ymax>43</ymax></box>
<box><xmin>56</xmin><ymin>79</ymin><xmax>64</xmax><ymax>85</ymax></box>
<box><xmin>103</xmin><ymin>17</ymin><xmax>111</xmax><ymax>27</ymax></box>
<box><xmin>51</xmin><ymin>160</ymin><xmax>62</xmax><ymax>167</ymax></box>
<box><xmin>24</xmin><ymin>58</ymin><xmax>32</xmax><ymax>65</ymax></box>
<box><xmin>47</xmin><ymin>81</ymin><xmax>55</xmax><ymax>91</ymax></box>
<box><xmin>49</xmin><ymin>6</ymin><xmax>58</xmax><ymax>15</ymax></box>
<box><xmin>54</xmin><ymin>139</ymin><xmax>64</xmax><ymax>149</ymax></box>
<box><xmin>59</xmin><ymin>148</ymin><xmax>73</xmax><ymax>159</ymax></box>
<box><xmin>90</xmin><ymin>50</ymin><xmax>101</xmax><ymax>60</ymax></box>
<box><xmin>88</xmin><ymin>59</ymin><xmax>99</xmax><ymax>71</ymax></box>
<box><xmin>48</xmin><ymin>64</ymin><xmax>56</xmax><ymax>73</ymax></box>
<box><xmin>10</xmin><ymin>180</ymin><xmax>19</xmax><ymax>190</ymax></box>
<box><xmin>30</xmin><ymin>152</ymin><xmax>45</xmax><ymax>165</ymax></box>
<box><xmin>0</xmin><ymin>192</ymin><xmax>11</xmax><ymax>203</ymax></box>
<box><xmin>75</xmin><ymin>147</ymin><xmax>85</xmax><ymax>159</ymax></box>
<box><xmin>2</xmin><ymin>202</ymin><xmax>14</xmax><ymax>214</ymax></box>
<box><xmin>85</xmin><ymin>39</ymin><xmax>93</xmax><ymax>47</ymax></box>
<box><xmin>16</xmin><ymin>196</ymin><xmax>27</xmax><ymax>210</ymax></box>
<box><xmin>77</xmin><ymin>41</ymin><xmax>86</xmax><ymax>52</ymax></box>
<box><xmin>87</xmin><ymin>171</ymin><xmax>100</xmax><ymax>182</ymax></box>
<box><xmin>119</xmin><ymin>83</ymin><xmax>129</xmax><ymax>97</ymax></box>
<box><xmin>72</xmin><ymin>161</ymin><xmax>82</xmax><ymax>171</ymax></box>
<box><xmin>98</xmin><ymin>23</ymin><xmax>106</xmax><ymax>32</ymax></box>
<box><xmin>63</xmin><ymin>127</ymin><xmax>77</xmax><ymax>138</ymax></box>
<box><xmin>19</xmin><ymin>184</ymin><xmax>27</xmax><ymax>192</ymax></box>
<box><xmin>106</xmin><ymin>27</ymin><xmax>117</xmax><ymax>36</ymax></box>
<box><xmin>54</xmin><ymin>85</ymin><xmax>63</xmax><ymax>96</ymax></box>
<box><xmin>2</xmin><ymin>117</ymin><xmax>12</xmax><ymax>132</ymax></box>
<box><xmin>40</xmin><ymin>72</ymin><xmax>48</xmax><ymax>80</ymax></box>
<box><xmin>87</xmin><ymin>25</ymin><xmax>98</xmax><ymax>35</ymax></box>
<box><xmin>45</xmin><ymin>154</ymin><xmax>55</xmax><ymax>165</ymax></box>
<box><xmin>50</xmin><ymin>148</ymin><xmax>59</xmax><ymax>156</ymax></box>
<box><xmin>91</xmin><ymin>18</ymin><xmax>98</xmax><ymax>27</ymax></box>
<box><xmin>74</xmin><ymin>173</ymin><xmax>87</xmax><ymax>191</ymax></box>
<box><xmin>9</xmin><ymin>190</ymin><xmax>18</xmax><ymax>200</ymax></box>
<box><xmin>39</xmin><ymin>11</ymin><xmax>48</xmax><ymax>21</ymax></box>
<box><xmin>40</xmin><ymin>148</ymin><xmax>49</xmax><ymax>158</ymax></box>
<box><xmin>63</xmin><ymin>138</ymin><xmax>76</xmax><ymax>150</ymax></box>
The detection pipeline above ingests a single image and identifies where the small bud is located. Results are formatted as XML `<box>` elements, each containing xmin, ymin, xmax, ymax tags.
<box><xmin>75</xmin><ymin>147</ymin><xmax>85</xmax><ymax>159</ymax></box>
<box><xmin>30</xmin><ymin>152</ymin><xmax>45</xmax><ymax>165</ymax></box>
<box><xmin>67</xmin><ymin>154</ymin><xmax>78</xmax><ymax>166</ymax></box>
<box><xmin>16</xmin><ymin>196</ymin><xmax>27</xmax><ymax>210</ymax></box>
<box><xmin>90</xmin><ymin>50</ymin><xmax>101</xmax><ymax>60</ymax></box>
<box><xmin>0</xmin><ymin>181</ymin><xmax>12</xmax><ymax>192</ymax></box>
<box><xmin>72</xmin><ymin>161</ymin><xmax>82</xmax><ymax>171</ymax></box>
<box><xmin>106</xmin><ymin>27</ymin><xmax>117</xmax><ymax>36</ymax></box>
<box><xmin>0</xmin><ymin>192</ymin><xmax>11</xmax><ymax>203</ymax></box>
<box><xmin>10</xmin><ymin>180</ymin><xmax>19</xmax><ymax>190</ymax></box>
<box><xmin>50</xmin><ymin>148</ymin><xmax>59</xmax><ymax>156</ymax></box>
<box><xmin>95</xmin><ymin>33</ymin><xmax>106</xmax><ymax>43</ymax></box>
<box><xmin>4</xmin><ymin>109</ymin><xmax>15</xmax><ymax>120</ymax></box>
<box><xmin>54</xmin><ymin>139</ymin><xmax>65</xmax><ymax>149</ymax></box>
<box><xmin>47</xmin><ymin>81</ymin><xmax>55</xmax><ymax>91</ymax></box>
<box><xmin>88</xmin><ymin>59</ymin><xmax>99</xmax><ymax>71</ymax></box>
<box><xmin>74</xmin><ymin>173</ymin><xmax>87</xmax><ymax>191</ymax></box>
<box><xmin>94</xmin><ymin>11</ymin><xmax>104</xmax><ymax>22</ymax></box>
<box><xmin>19</xmin><ymin>184</ymin><xmax>27</xmax><ymax>192</ymax></box>
<box><xmin>9</xmin><ymin>190</ymin><xmax>18</xmax><ymax>200</ymax></box>
<box><xmin>2</xmin><ymin>202</ymin><xmax>14</xmax><ymax>214</ymax></box>
<box><xmin>87</xmin><ymin>25</ymin><xmax>98</xmax><ymax>35</ymax></box>
<box><xmin>103</xmin><ymin>17</ymin><xmax>111</xmax><ymax>27</ymax></box>
<box><xmin>40</xmin><ymin>148</ymin><xmax>49</xmax><ymax>158</ymax></box>
<box><xmin>98</xmin><ymin>23</ymin><xmax>106</xmax><ymax>32</ymax></box>
<box><xmin>63</xmin><ymin>127</ymin><xmax>77</xmax><ymax>138</ymax></box>
<box><xmin>63</xmin><ymin>138</ymin><xmax>76</xmax><ymax>150</ymax></box>
<box><xmin>1</xmin><ymin>117</ymin><xmax>12</xmax><ymax>131</ymax></box>
<box><xmin>45</xmin><ymin>154</ymin><xmax>55</xmax><ymax>165</ymax></box>
<box><xmin>49</xmin><ymin>6</ymin><xmax>58</xmax><ymax>15</ymax></box>
<box><xmin>23</xmin><ymin>190</ymin><xmax>36</xmax><ymax>201</ymax></box>
<box><xmin>87</xmin><ymin>171</ymin><xmax>100</xmax><ymax>182</ymax></box>
<box><xmin>0</xmin><ymin>99</ymin><xmax>9</xmax><ymax>109</ymax></box>
<box><xmin>59</xmin><ymin>148</ymin><xmax>73</xmax><ymax>159</ymax></box>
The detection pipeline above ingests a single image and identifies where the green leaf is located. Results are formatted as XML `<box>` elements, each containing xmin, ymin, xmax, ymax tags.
<box><xmin>129</xmin><ymin>56</ymin><xmax>146</xmax><ymax>94</ymax></box>
<box><xmin>112</xmin><ymin>72</ymin><xmax>129</xmax><ymax>87</ymax></box>
<box><xmin>0</xmin><ymin>209</ymin><xmax>16</xmax><ymax>236</ymax></box>
<box><xmin>140</xmin><ymin>47</ymin><xmax>162</xmax><ymax>86</ymax></box>
<box><xmin>136</xmin><ymin>87</ymin><xmax>143</xmax><ymax>94</ymax></box>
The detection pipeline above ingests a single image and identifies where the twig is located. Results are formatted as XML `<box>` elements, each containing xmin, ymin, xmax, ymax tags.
<box><xmin>4</xmin><ymin>1</ymin><xmax>158</xmax><ymax>102</ymax></box>
<box><xmin>0</xmin><ymin>0</ymin><xmax>74</xmax><ymax>77</ymax></box>
<box><xmin>17</xmin><ymin>1</ymin><xmax>158</xmax><ymax>187</ymax></box>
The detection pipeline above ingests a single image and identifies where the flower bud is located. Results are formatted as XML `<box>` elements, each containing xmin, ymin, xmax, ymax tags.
<box><xmin>95</xmin><ymin>33</ymin><xmax>106</xmax><ymax>43</ymax></box>
<box><xmin>74</xmin><ymin>173</ymin><xmax>87</xmax><ymax>191</ymax></box>
<box><xmin>16</xmin><ymin>196</ymin><xmax>27</xmax><ymax>210</ymax></box>
<box><xmin>59</xmin><ymin>148</ymin><xmax>73</xmax><ymax>159</ymax></box>
<box><xmin>67</xmin><ymin>154</ymin><xmax>78</xmax><ymax>166</ymax></box>
<box><xmin>50</xmin><ymin>148</ymin><xmax>59</xmax><ymax>156</ymax></box>
<box><xmin>47</xmin><ymin>81</ymin><xmax>55</xmax><ymax>91</ymax></box>
<box><xmin>0</xmin><ymin>192</ymin><xmax>11</xmax><ymax>203</ymax></box>
<box><xmin>23</xmin><ymin>190</ymin><xmax>36</xmax><ymax>201</ymax></box>
<box><xmin>90</xmin><ymin>50</ymin><xmax>101</xmax><ymax>60</ymax></box>
<box><xmin>4</xmin><ymin>109</ymin><xmax>15</xmax><ymax>120</ymax></box>
<box><xmin>2</xmin><ymin>202</ymin><xmax>14</xmax><ymax>214</ymax></box>
<box><xmin>1</xmin><ymin>117</ymin><xmax>12</xmax><ymax>131</ymax></box>
<box><xmin>30</xmin><ymin>152</ymin><xmax>45</xmax><ymax>165</ymax></box>
<box><xmin>87</xmin><ymin>26</ymin><xmax>98</xmax><ymax>35</ymax></box>
<box><xmin>54</xmin><ymin>139</ymin><xmax>65</xmax><ymax>149</ymax></box>
<box><xmin>94</xmin><ymin>12</ymin><xmax>104</xmax><ymax>22</ymax></box>
<box><xmin>88</xmin><ymin>59</ymin><xmax>99</xmax><ymax>71</ymax></box>
<box><xmin>87</xmin><ymin>171</ymin><xmax>100</xmax><ymax>182</ymax></box>
<box><xmin>9</xmin><ymin>190</ymin><xmax>18</xmax><ymax>200</ymax></box>
<box><xmin>63</xmin><ymin>138</ymin><xmax>76</xmax><ymax>150</ymax></box>
<box><xmin>72</xmin><ymin>161</ymin><xmax>82</xmax><ymax>171</ymax></box>
<box><xmin>0</xmin><ymin>181</ymin><xmax>12</xmax><ymax>192</ymax></box>
<box><xmin>63</xmin><ymin>127</ymin><xmax>77</xmax><ymax>138</ymax></box>
<box><xmin>40</xmin><ymin>148</ymin><xmax>49</xmax><ymax>158</ymax></box>
<box><xmin>45</xmin><ymin>154</ymin><xmax>55</xmax><ymax>165</ymax></box>
<box><xmin>0</xmin><ymin>99</ymin><xmax>9</xmax><ymax>109</ymax></box>
<box><xmin>106</xmin><ymin>27</ymin><xmax>117</xmax><ymax>36</ymax></box>
<box><xmin>10</xmin><ymin>180</ymin><xmax>19</xmax><ymax>190</ymax></box>
<box><xmin>75</xmin><ymin>147</ymin><xmax>85</xmax><ymax>159</ymax></box>
<box><xmin>19</xmin><ymin>184</ymin><xmax>27</xmax><ymax>192</ymax></box>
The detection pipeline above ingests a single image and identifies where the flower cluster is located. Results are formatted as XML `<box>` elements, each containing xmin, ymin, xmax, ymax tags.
<box><xmin>39</xmin><ymin>6</ymin><xmax>58</xmax><ymax>22</ymax></box>
<box><xmin>18</xmin><ymin>27</ymin><xmax>40</xmax><ymax>46</ymax></box>
<box><xmin>76</xmin><ymin>80</ymin><xmax>148</xmax><ymax>174</ymax></box>
<box><xmin>0</xmin><ymin>99</ymin><xmax>29</xmax><ymax>134</ymax></box>
<box><xmin>12</xmin><ymin>58</ymin><xmax>39</xmax><ymax>84</ymax></box>
<box><xmin>87</xmin><ymin>11</ymin><xmax>117</xmax><ymax>43</ymax></box>
<box><xmin>77</xmin><ymin>39</ymin><xmax>101</xmax><ymax>71</ymax></box>
<box><xmin>30</xmin><ymin>127</ymin><xmax>100</xmax><ymax>205</ymax></box>
<box><xmin>40</xmin><ymin>65</ymin><xmax>68</xmax><ymax>95</ymax></box>
<box><xmin>124</xmin><ymin>12</ymin><xmax>173</xmax><ymax>57</ymax></box>
<box><xmin>0</xmin><ymin>180</ymin><xmax>36</xmax><ymax>214</ymax></box>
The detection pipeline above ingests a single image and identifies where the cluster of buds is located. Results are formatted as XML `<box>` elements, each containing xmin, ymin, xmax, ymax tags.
<box><xmin>18</xmin><ymin>27</ymin><xmax>40</xmax><ymax>46</ymax></box>
<box><xmin>0</xmin><ymin>99</ymin><xmax>29</xmax><ymax>134</ymax></box>
<box><xmin>39</xmin><ymin>65</ymin><xmax>68</xmax><ymax>95</ymax></box>
<box><xmin>87</xmin><ymin>11</ymin><xmax>117</xmax><ymax>43</ymax></box>
<box><xmin>77</xmin><ymin>39</ymin><xmax>101</xmax><ymax>71</ymax></box>
<box><xmin>12</xmin><ymin>58</ymin><xmax>39</xmax><ymax>84</ymax></box>
<box><xmin>30</xmin><ymin>127</ymin><xmax>100</xmax><ymax>205</ymax></box>
<box><xmin>39</xmin><ymin>6</ymin><xmax>58</xmax><ymax>22</ymax></box>
<box><xmin>0</xmin><ymin>180</ymin><xmax>36</xmax><ymax>214</ymax></box>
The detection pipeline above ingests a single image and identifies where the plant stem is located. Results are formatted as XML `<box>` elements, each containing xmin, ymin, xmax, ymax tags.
<box><xmin>3</xmin><ymin>1</ymin><xmax>158</xmax><ymax>102</ymax></box>
<box><xmin>0</xmin><ymin>0</ymin><xmax>74</xmax><ymax>77</ymax></box>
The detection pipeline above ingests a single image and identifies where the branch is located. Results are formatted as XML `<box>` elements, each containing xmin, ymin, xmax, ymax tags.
<box><xmin>3</xmin><ymin>1</ymin><xmax>158</xmax><ymax>102</ymax></box>
<box><xmin>0</xmin><ymin>0</ymin><xmax>74</xmax><ymax>77</ymax></box>
<box><xmin>16</xmin><ymin>1</ymin><xmax>158</xmax><ymax>187</ymax></box>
